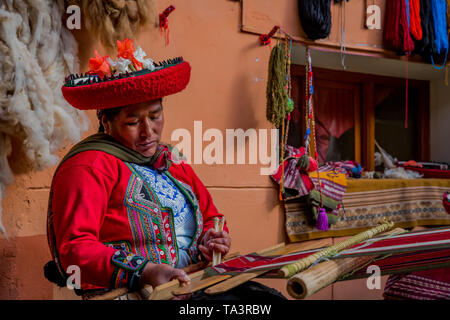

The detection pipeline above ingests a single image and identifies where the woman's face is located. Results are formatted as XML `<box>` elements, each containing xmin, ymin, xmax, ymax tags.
<box><xmin>102</xmin><ymin>99</ymin><xmax>164</xmax><ymax>157</ymax></box>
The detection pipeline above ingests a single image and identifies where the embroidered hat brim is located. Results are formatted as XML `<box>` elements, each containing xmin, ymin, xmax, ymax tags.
<box><xmin>61</xmin><ymin>58</ymin><xmax>190</xmax><ymax>110</ymax></box>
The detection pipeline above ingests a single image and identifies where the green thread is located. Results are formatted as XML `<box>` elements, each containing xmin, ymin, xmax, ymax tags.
<box><xmin>266</xmin><ymin>44</ymin><xmax>289</xmax><ymax>128</ymax></box>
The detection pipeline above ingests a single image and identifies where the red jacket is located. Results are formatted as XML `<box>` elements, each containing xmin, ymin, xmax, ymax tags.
<box><xmin>50</xmin><ymin>150</ymin><xmax>226</xmax><ymax>290</ymax></box>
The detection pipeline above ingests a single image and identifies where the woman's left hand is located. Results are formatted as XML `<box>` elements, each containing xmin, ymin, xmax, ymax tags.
<box><xmin>198</xmin><ymin>229</ymin><xmax>231</xmax><ymax>262</ymax></box>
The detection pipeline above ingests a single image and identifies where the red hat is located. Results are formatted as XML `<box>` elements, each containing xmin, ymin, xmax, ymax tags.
<box><xmin>61</xmin><ymin>39</ymin><xmax>191</xmax><ymax>110</ymax></box>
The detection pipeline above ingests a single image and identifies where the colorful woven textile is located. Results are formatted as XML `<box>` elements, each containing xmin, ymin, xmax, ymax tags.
<box><xmin>309</xmin><ymin>169</ymin><xmax>347</xmax><ymax>214</ymax></box>
<box><xmin>285</xmin><ymin>179</ymin><xmax>450</xmax><ymax>241</ymax></box>
<box><xmin>319</xmin><ymin>161</ymin><xmax>362</xmax><ymax>178</ymax></box>
<box><xmin>383</xmin><ymin>268</ymin><xmax>450</xmax><ymax>300</ymax></box>
<box><xmin>205</xmin><ymin>227</ymin><xmax>450</xmax><ymax>277</ymax></box>
<box><xmin>271</xmin><ymin>145</ymin><xmax>315</xmax><ymax>198</ymax></box>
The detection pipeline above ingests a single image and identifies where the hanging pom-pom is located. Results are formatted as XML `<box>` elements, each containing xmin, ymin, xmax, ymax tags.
<box><xmin>287</xmin><ymin>97</ymin><xmax>295</xmax><ymax>113</ymax></box>
<box><xmin>159</xmin><ymin>5</ymin><xmax>175</xmax><ymax>46</ymax></box>
<box><xmin>303</xmin><ymin>127</ymin><xmax>311</xmax><ymax>140</ymax></box>
<box><xmin>259</xmin><ymin>25</ymin><xmax>280</xmax><ymax>46</ymax></box>
<box><xmin>316</xmin><ymin>207</ymin><xmax>329</xmax><ymax>231</ymax></box>
<box><xmin>309</xmin><ymin>157</ymin><xmax>318</xmax><ymax>172</ymax></box>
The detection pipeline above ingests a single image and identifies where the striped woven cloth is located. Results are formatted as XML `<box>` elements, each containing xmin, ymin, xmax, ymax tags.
<box><xmin>205</xmin><ymin>227</ymin><xmax>450</xmax><ymax>277</ymax></box>
<box><xmin>383</xmin><ymin>268</ymin><xmax>450</xmax><ymax>300</ymax></box>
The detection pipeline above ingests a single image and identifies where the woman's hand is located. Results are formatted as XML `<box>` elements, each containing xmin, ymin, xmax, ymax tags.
<box><xmin>141</xmin><ymin>263</ymin><xmax>190</xmax><ymax>288</ymax></box>
<box><xmin>198</xmin><ymin>229</ymin><xmax>231</xmax><ymax>262</ymax></box>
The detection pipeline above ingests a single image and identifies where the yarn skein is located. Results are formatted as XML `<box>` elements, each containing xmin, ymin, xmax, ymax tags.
<box><xmin>383</xmin><ymin>0</ymin><xmax>415</xmax><ymax>54</ymax></box>
<box><xmin>266</xmin><ymin>44</ymin><xmax>289</xmax><ymax>128</ymax></box>
<box><xmin>298</xmin><ymin>0</ymin><xmax>332</xmax><ymax>41</ymax></box>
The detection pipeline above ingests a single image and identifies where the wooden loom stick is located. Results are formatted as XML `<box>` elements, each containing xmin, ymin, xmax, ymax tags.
<box><xmin>175</xmin><ymin>243</ymin><xmax>286</xmax><ymax>296</ymax></box>
<box><xmin>287</xmin><ymin>255</ymin><xmax>376</xmax><ymax>299</ymax></box>
<box><xmin>172</xmin><ymin>275</ymin><xmax>232</xmax><ymax>296</ymax></box>
<box><xmin>212</xmin><ymin>217</ymin><xmax>225</xmax><ymax>266</ymax></box>
<box><xmin>88</xmin><ymin>251</ymin><xmax>240</xmax><ymax>300</ymax></box>
<box><xmin>279</xmin><ymin>220</ymin><xmax>395</xmax><ymax>278</ymax></box>
<box><xmin>204</xmin><ymin>271</ymin><xmax>267</xmax><ymax>295</ymax></box>
<box><xmin>148</xmin><ymin>251</ymin><xmax>241</xmax><ymax>300</ymax></box>
<box><xmin>286</xmin><ymin>227</ymin><xmax>406</xmax><ymax>299</ymax></box>
<box><xmin>205</xmin><ymin>239</ymin><xmax>331</xmax><ymax>295</ymax></box>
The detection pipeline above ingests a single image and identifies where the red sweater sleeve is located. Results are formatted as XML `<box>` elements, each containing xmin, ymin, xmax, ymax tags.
<box><xmin>178</xmin><ymin>162</ymin><xmax>229</xmax><ymax>239</ymax></box>
<box><xmin>52</xmin><ymin>156</ymin><xmax>147</xmax><ymax>289</ymax></box>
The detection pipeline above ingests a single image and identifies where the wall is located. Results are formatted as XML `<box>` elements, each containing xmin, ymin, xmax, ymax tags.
<box><xmin>0</xmin><ymin>0</ymin><xmax>447</xmax><ymax>300</ymax></box>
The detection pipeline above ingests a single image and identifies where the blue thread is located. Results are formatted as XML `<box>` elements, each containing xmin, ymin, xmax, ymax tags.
<box><xmin>430</xmin><ymin>0</ymin><xmax>448</xmax><ymax>70</ymax></box>
<box><xmin>304</xmin><ymin>128</ymin><xmax>311</xmax><ymax>140</ymax></box>
<box><xmin>431</xmin><ymin>0</ymin><xmax>448</xmax><ymax>54</ymax></box>
<box><xmin>405</xmin><ymin>0</ymin><xmax>410</xmax><ymax>27</ymax></box>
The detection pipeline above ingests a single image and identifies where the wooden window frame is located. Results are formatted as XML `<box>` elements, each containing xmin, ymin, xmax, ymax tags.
<box><xmin>290</xmin><ymin>64</ymin><xmax>430</xmax><ymax>170</ymax></box>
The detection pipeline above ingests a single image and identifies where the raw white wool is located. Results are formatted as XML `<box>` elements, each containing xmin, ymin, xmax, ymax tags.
<box><xmin>0</xmin><ymin>0</ymin><xmax>88</xmax><ymax>237</ymax></box>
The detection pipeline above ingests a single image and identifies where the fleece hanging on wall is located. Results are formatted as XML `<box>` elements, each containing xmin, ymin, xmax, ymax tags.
<box><xmin>297</xmin><ymin>0</ymin><xmax>332</xmax><ymax>41</ymax></box>
<box><xmin>0</xmin><ymin>0</ymin><xmax>88</xmax><ymax>236</ymax></box>
<box><xmin>79</xmin><ymin>0</ymin><xmax>155</xmax><ymax>51</ymax></box>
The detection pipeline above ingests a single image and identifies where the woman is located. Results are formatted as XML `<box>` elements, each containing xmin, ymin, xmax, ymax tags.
<box><xmin>45</xmin><ymin>40</ymin><xmax>285</xmax><ymax>300</ymax></box>
<box><xmin>45</xmin><ymin>41</ymin><xmax>231</xmax><ymax>298</ymax></box>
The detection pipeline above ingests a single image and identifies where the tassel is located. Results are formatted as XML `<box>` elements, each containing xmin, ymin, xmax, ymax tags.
<box><xmin>316</xmin><ymin>207</ymin><xmax>329</xmax><ymax>231</ymax></box>
<box><xmin>259</xmin><ymin>25</ymin><xmax>280</xmax><ymax>46</ymax></box>
<box><xmin>159</xmin><ymin>5</ymin><xmax>175</xmax><ymax>46</ymax></box>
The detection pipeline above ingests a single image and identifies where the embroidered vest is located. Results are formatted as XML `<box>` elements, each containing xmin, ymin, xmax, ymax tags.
<box><xmin>124</xmin><ymin>163</ymin><xmax>204</xmax><ymax>267</ymax></box>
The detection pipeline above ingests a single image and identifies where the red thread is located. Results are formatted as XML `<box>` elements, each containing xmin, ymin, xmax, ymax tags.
<box><xmin>405</xmin><ymin>55</ymin><xmax>409</xmax><ymax>129</ymax></box>
<box><xmin>383</xmin><ymin>0</ymin><xmax>414</xmax><ymax>53</ymax></box>
<box><xmin>409</xmin><ymin>0</ymin><xmax>422</xmax><ymax>40</ymax></box>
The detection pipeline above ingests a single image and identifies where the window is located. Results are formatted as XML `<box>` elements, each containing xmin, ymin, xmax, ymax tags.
<box><xmin>287</xmin><ymin>65</ymin><xmax>430</xmax><ymax>170</ymax></box>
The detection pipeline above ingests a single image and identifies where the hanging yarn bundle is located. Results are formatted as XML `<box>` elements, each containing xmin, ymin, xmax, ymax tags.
<box><xmin>266</xmin><ymin>33</ymin><xmax>294</xmax><ymax>200</ymax></box>
<box><xmin>159</xmin><ymin>5</ymin><xmax>176</xmax><ymax>46</ymax></box>
<box><xmin>279</xmin><ymin>38</ymin><xmax>295</xmax><ymax>200</ymax></box>
<box><xmin>297</xmin><ymin>0</ymin><xmax>332</xmax><ymax>41</ymax></box>
<box><xmin>414</xmin><ymin>0</ymin><xmax>449</xmax><ymax>68</ymax></box>
<box><xmin>409</xmin><ymin>0</ymin><xmax>423</xmax><ymax>41</ymax></box>
<box><xmin>266</xmin><ymin>44</ymin><xmax>289</xmax><ymax>129</ymax></box>
<box><xmin>79</xmin><ymin>0</ymin><xmax>155</xmax><ymax>52</ymax></box>
<box><xmin>414</xmin><ymin>0</ymin><xmax>435</xmax><ymax>56</ymax></box>
<box><xmin>429</xmin><ymin>0</ymin><xmax>449</xmax><ymax>68</ymax></box>
<box><xmin>383</xmin><ymin>0</ymin><xmax>415</xmax><ymax>54</ymax></box>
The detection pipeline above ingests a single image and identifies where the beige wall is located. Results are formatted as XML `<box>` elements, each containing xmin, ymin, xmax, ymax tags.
<box><xmin>1</xmin><ymin>0</ymin><xmax>446</xmax><ymax>300</ymax></box>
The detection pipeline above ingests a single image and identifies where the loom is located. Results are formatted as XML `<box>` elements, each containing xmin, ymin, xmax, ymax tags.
<box><xmin>90</xmin><ymin>221</ymin><xmax>450</xmax><ymax>300</ymax></box>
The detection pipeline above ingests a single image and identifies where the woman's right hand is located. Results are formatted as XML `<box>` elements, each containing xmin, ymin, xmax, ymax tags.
<box><xmin>141</xmin><ymin>263</ymin><xmax>191</xmax><ymax>288</ymax></box>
